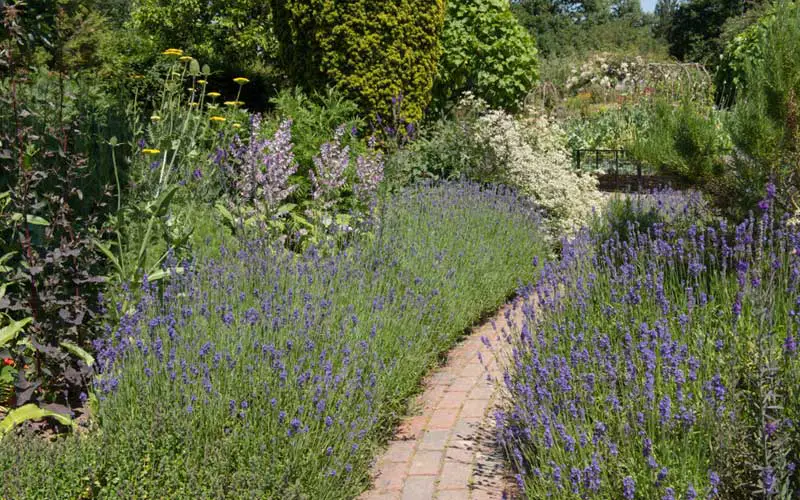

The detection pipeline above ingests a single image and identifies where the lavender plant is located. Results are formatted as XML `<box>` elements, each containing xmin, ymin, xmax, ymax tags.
<box><xmin>1</xmin><ymin>181</ymin><xmax>546</xmax><ymax>498</ymax></box>
<box><xmin>498</xmin><ymin>188</ymin><xmax>800</xmax><ymax>499</ymax></box>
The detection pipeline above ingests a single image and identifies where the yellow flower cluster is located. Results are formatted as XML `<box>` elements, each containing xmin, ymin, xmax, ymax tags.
<box><xmin>142</xmin><ymin>148</ymin><xmax>161</xmax><ymax>155</ymax></box>
<box><xmin>162</xmin><ymin>48</ymin><xmax>183</xmax><ymax>57</ymax></box>
<box><xmin>233</xmin><ymin>77</ymin><xmax>250</xmax><ymax>85</ymax></box>
<box><xmin>210</xmin><ymin>116</ymin><xmax>226</xmax><ymax>123</ymax></box>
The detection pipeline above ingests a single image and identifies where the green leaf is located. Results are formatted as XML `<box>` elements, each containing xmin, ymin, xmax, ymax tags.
<box><xmin>147</xmin><ymin>267</ymin><xmax>184</xmax><ymax>282</ymax></box>
<box><xmin>92</xmin><ymin>239</ymin><xmax>123</xmax><ymax>276</ymax></box>
<box><xmin>26</xmin><ymin>215</ymin><xmax>50</xmax><ymax>226</ymax></box>
<box><xmin>275</xmin><ymin>203</ymin><xmax>297</xmax><ymax>216</ymax></box>
<box><xmin>290</xmin><ymin>212</ymin><xmax>314</xmax><ymax>229</ymax></box>
<box><xmin>0</xmin><ymin>403</ymin><xmax>74</xmax><ymax>437</ymax></box>
<box><xmin>60</xmin><ymin>340</ymin><xmax>95</xmax><ymax>367</ymax></box>
<box><xmin>0</xmin><ymin>317</ymin><xmax>32</xmax><ymax>349</ymax></box>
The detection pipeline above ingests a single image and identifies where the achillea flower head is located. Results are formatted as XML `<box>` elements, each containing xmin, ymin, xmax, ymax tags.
<box><xmin>162</xmin><ymin>48</ymin><xmax>183</xmax><ymax>56</ymax></box>
<box><xmin>142</xmin><ymin>148</ymin><xmax>161</xmax><ymax>155</ymax></box>
<box><xmin>233</xmin><ymin>77</ymin><xmax>250</xmax><ymax>85</ymax></box>
<box><xmin>207</xmin><ymin>92</ymin><xmax>221</xmax><ymax>98</ymax></box>
<box><xmin>210</xmin><ymin>116</ymin><xmax>226</xmax><ymax>122</ymax></box>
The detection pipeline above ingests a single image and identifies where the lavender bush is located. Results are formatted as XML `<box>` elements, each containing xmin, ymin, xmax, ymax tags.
<box><xmin>498</xmin><ymin>190</ymin><xmax>800</xmax><ymax>498</ymax></box>
<box><xmin>1</xmin><ymin>181</ymin><xmax>545</xmax><ymax>498</ymax></box>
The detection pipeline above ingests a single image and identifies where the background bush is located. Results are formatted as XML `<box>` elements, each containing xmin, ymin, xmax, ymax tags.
<box><xmin>627</xmin><ymin>97</ymin><xmax>728</xmax><ymax>183</ymax></box>
<box><xmin>434</xmin><ymin>0</ymin><xmax>539</xmax><ymax>111</ymax></box>
<box><xmin>724</xmin><ymin>1</ymin><xmax>800</xmax><ymax>221</ymax></box>
<box><xmin>271</xmin><ymin>0</ymin><xmax>445</xmax><ymax>123</ymax></box>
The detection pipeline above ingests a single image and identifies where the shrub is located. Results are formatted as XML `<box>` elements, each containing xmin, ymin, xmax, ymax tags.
<box><xmin>627</xmin><ymin>97</ymin><xmax>729</xmax><ymax>183</ymax></box>
<box><xmin>465</xmin><ymin>97</ymin><xmax>603</xmax><ymax>236</ymax></box>
<box><xmin>264</xmin><ymin>88</ymin><xmax>366</xmax><ymax>180</ymax></box>
<box><xmin>382</xmin><ymin>104</ymin><xmax>487</xmax><ymax>187</ymax></box>
<box><xmin>725</xmin><ymin>2</ymin><xmax>800</xmax><ymax>221</ymax></box>
<box><xmin>499</xmin><ymin>194</ymin><xmax>800</xmax><ymax>498</ymax></box>
<box><xmin>0</xmin><ymin>7</ymin><xmax>110</xmax><ymax>415</ymax></box>
<box><xmin>1</xmin><ymin>181</ymin><xmax>546</xmax><ymax>498</ymax></box>
<box><xmin>272</xmin><ymin>0</ymin><xmax>445</xmax><ymax>122</ymax></box>
<box><xmin>434</xmin><ymin>0</ymin><xmax>539</xmax><ymax>111</ymax></box>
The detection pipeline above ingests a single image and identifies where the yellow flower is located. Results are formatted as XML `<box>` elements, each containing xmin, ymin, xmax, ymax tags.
<box><xmin>130</xmin><ymin>74</ymin><xmax>144</xmax><ymax>80</ymax></box>
<box><xmin>232</xmin><ymin>123</ymin><xmax>242</xmax><ymax>129</ymax></box>
<box><xmin>188</xmin><ymin>102</ymin><xmax>199</xmax><ymax>107</ymax></box>
<box><xmin>210</xmin><ymin>116</ymin><xmax>226</xmax><ymax>122</ymax></box>
<box><xmin>150</xmin><ymin>115</ymin><xmax>162</xmax><ymax>122</ymax></box>
<box><xmin>207</xmin><ymin>92</ymin><xmax>221</xmax><ymax>98</ymax></box>
<box><xmin>142</xmin><ymin>148</ymin><xmax>161</xmax><ymax>155</ymax></box>
<box><xmin>179</xmin><ymin>56</ymin><xmax>193</xmax><ymax>62</ymax></box>
<box><xmin>162</xmin><ymin>48</ymin><xmax>183</xmax><ymax>56</ymax></box>
<box><xmin>224</xmin><ymin>101</ymin><xmax>245</xmax><ymax>107</ymax></box>
<box><xmin>233</xmin><ymin>77</ymin><xmax>250</xmax><ymax>85</ymax></box>
<box><xmin>197</xmin><ymin>79</ymin><xmax>207</xmax><ymax>85</ymax></box>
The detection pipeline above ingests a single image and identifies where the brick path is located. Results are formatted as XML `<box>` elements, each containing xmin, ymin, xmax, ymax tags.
<box><xmin>360</xmin><ymin>301</ymin><xmax>525</xmax><ymax>500</ymax></box>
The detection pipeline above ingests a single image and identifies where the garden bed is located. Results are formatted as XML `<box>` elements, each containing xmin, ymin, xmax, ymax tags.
<box><xmin>1</xmin><ymin>181</ymin><xmax>546</xmax><ymax>499</ymax></box>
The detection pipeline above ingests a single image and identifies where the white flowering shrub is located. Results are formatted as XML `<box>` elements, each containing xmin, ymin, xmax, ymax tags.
<box><xmin>461</xmin><ymin>96</ymin><xmax>603</xmax><ymax>235</ymax></box>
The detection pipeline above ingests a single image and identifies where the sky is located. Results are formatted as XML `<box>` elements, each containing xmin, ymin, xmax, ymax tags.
<box><xmin>641</xmin><ymin>0</ymin><xmax>657</xmax><ymax>12</ymax></box>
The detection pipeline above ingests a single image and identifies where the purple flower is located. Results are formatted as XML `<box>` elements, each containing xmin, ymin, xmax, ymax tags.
<box><xmin>763</xmin><ymin>467</ymin><xmax>776</xmax><ymax>494</ymax></box>
<box><xmin>709</xmin><ymin>470</ymin><xmax>720</xmax><ymax>497</ymax></box>
<box><xmin>766</xmin><ymin>182</ymin><xmax>777</xmax><ymax>199</ymax></box>
<box><xmin>622</xmin><ymin>476</ymin><xmax>635</xmax><ymax>500</ymax></box>
<box><xmin>659</xmin><ymin>395</ymin><xmax>672</xmax><ymax>426</ymax></box>
<box><xmin>785</xmin><ymin>331</ymin><xmax>797</xmax><ymax>355</ymax></box>
<box><xmin>311</xmin><ymin>126</ymin><xmax>349</xmax><ymax>205</ymax></box>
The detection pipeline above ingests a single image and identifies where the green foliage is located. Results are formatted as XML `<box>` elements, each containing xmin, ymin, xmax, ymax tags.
<box><xmin>666</xmin><ymin>0</ymin><xmax>765</xmax><ymax>67</ymax></box>
<box><xmin>566</xmin><ymin>105</ymin><xmax>651</xmax><ymax>151</ymax></box>
<box><xmin>96</xmin><ymin>54</ymin><xmax>246</xmax><ymax>294</ymax></box>
<box><xmin>435</xmin><ymin>0</ymin><xmax>539</xmax><ymax>111</ymax></box>
<box><xmin>724</xmin><ymin>1</ymin><xmax>800</xmax><ymax>219</ymax></box>
<box><xmin>512</xmin><ymin>0</ymin><xmax>663</xmax><ymax>59</ymax></box>
<box><xmin>384</xmin><ymin>106</ymin><xmax>487</xmax><ymax>188</ymax></box>
<box><xmin>272</xmin><ymin>0</ymin><xmax>445</xmax><ymax>122</ymax></box>
<box><xmin>0</xmin><ymin>403</ymin><xmax>73</xmax><ymax>437</ymax></box>
<box><xmin>716</xmin><ymin>2</ymin><xmax>791</xmax><ymax>106</ymax></box>
<box><xmin>265</xmin><ymin>88</ymin><xmax>365</xmax><ymax>178</ymax></box>
<box><xmin>628</xmin><ymin>97</ymin><xmax>729</xmax><ymax>182</ymax></box>
<box><xmin>1</xmin><ymin>7</ymin><xmax>110</xmax><ymax>413</ymax></box>
<box><xmin>127</xmin><ymin>0</ymin><xmax>279</xmax><ymax>92</ymax></box>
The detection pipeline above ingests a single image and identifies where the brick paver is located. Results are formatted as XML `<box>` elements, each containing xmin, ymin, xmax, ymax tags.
<box><xmin>360</xmin><ymin>300</ymin><xmax>528</xmax><ymax>500</ymax></box>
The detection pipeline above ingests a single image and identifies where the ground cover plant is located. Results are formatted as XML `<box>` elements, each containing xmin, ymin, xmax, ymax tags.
<box><xmin>1</xmin><ymin>181</ymin><xmax>546</xmax><ymax>499</ymax></box>
<box><xmin>498</xmin><ymin>188</ymin><xmax>800</xmax><ymax>498</ymax></box>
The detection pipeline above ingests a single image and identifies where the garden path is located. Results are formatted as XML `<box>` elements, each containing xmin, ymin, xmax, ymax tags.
<box><xmin>360</xmin><ymin>300</ymin><xmax>526</xmax><ymax>500</ymax></box>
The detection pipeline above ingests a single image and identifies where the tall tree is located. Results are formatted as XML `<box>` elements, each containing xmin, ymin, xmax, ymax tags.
<box><xmin>667</xmin><ymin>0</ymin><xmax>759</xmax><ymax>64</ymax></box>
<box><xmin>654</xmin><ymin>0</ymin><xmax>679</xmax><ymax>38</ymax></box>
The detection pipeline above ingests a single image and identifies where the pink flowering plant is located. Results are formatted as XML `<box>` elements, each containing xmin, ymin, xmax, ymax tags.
<box><xmin>218</xmin><ymin>119</ymin><xmax>384</xmax><ymax>248</ymax></box>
